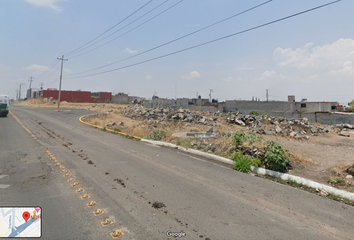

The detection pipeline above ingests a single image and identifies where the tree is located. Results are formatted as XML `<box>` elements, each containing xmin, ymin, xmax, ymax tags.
<box><xmin>115</xmin><ymin>92</ymin><xmax>128</xmax><ymax>96</ymax></box>
<box><xmin>348</xmin><ymin>100</ymin><xmax>354</xmax><ymax>112</ymax></box>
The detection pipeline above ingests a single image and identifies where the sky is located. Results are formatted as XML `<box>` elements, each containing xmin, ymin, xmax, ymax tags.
<box><xmin>1</xmin><ymin>0</ymin><xmax>353</xmax><ymax>104</ymax></box>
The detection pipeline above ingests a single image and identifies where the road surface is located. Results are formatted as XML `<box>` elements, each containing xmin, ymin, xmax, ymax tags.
<box><xmin>1</xmin><ymin>105</ymin><xmax>353</xmax><ymax>240</ymax></box>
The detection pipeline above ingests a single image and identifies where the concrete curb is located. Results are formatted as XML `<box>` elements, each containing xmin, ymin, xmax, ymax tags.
<box><xmin>141</xmin><ymin>139</ymin><xmax>354</xmax><ymax>201</ymax></box>
<box><xmin>78</xmin><ymin>113</ymin><xmax>354</xmax><ymax>202</ymax></box>
<box><xmin>79</xmin><ymin>113</ymin><xmax>141</xmax><ymax>140</ymax></box>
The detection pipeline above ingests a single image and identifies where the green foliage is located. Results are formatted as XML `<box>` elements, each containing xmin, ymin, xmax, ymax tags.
<box><xmin>231</xmin><ymin>132</ymin><xmax>246</xmax><ymax>145</ymax></box>
<box><xmin>176</xmin><ymin>139</ymin><xmax>181</xmax><ymax>146</ymax></box>
<box><xmin>221</xmin><ymin>132</ymin><xmax>226</xmax><ymax>137</ymax></box>
<box><xmin>249</xmin><ymin>111</ymin><xmax>258</xmax><ymax>116</ymax></box>
<box><xmin>261</xmin><ymin>112</ymin><xmax>270</xmax><ymax>118</ymax></box>
<box><xmin>328</xmin><ymin>176</ymin><xmax>344</xmax><ymax>184</ymax></box>
<box><xmin>231</xmin><ymin>131</ymin><xmax>264</xmax><ymax>146</ymax></box>
<box><xmin>251</xmin><ymin>158</ymin><xmax>261</xmax><ymax>168</ymax></box>
<box><xmin>125</xmin><ymin>134</ymin><xmax>134</xmax><ymax>139</ymax></box>
<box><xmin>232</xmin><ymin>151</ymin><xmax>251</xmax><ymax>173</ymax></box>
<box><xmin>264</xmin><ymin>141</ymin><xmax>291</xmax><ymax>172</ymax></box>
<box><xmin>227</xmin><ymin>132</ymin><xmax>231</xmax><ymax>138</ymax></box>
<box><xmin>288</xmin><ymin>179</ymin><xmax>303</xmax><ymax>187</ymax></box>
<box><xmin>147</xmin><ymin>130</ymin><xmax>166</xmax><ymax>141</ymax></box>
<box><xmin>183</xmin><ymin>139</ymin><xmax>192</xmax><ymax>148</ymax></box>
<box><xmin>115</xmin><ymin>92</ymin><xmax>128</xmax><ymax>96</ymax></box>
<box><xmin>102</xmin><ymin>127</ymin><xmax>106</xmax><ymax>131</ymax></box>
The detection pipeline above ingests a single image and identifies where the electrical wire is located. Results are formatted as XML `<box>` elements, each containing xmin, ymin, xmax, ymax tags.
<box><xmin>65</xmin><ymin>0</ymin><xmax>153</xmax><ymax>56</ymax></box>
<box><xmin>65</xmin><ymin>0</ymin><xmax>341</xmax><ymax>79</ymax></box>
<box><xmin>69</xmin><ymin>0</ymin><xmax>184</xmax><ymax>59</ymax></box>
<box><xmin>69</xmin><ymin>0</ymin><xmax>171</xmax><ymax>58</ymax></box>
<box><xmin>34</xmin><ymin>59</ymin><xmax>59</xmax><ymax>80</ymax></box>
<box><xmin>46</xmin><ymin>77</ymin><xmax>59</xmax><ymax>87</ymax></box>
<box><xmin>42</xmin><ymin>64</ymin><xmax>61</xmax><ymax>83</ymax></box>
<box><xmin>67</xmin><ymin>0</ymin><xmax>272</xmax><ymax>75</ymax></box>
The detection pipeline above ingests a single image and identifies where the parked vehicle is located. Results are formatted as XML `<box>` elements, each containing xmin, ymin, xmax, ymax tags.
<box><xmin>0</xmin><ymin>94</ymin><xmax>9</xmax><ymax>117</ymax></box>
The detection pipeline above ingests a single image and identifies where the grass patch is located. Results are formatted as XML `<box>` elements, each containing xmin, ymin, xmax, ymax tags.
<box><xmin>328</xmin><ymin>176</ymin><xmax>344</xmax><ymax>185</ymax></box>
<box><xmin>232</xmin><ymin>151</ymin><xmax>251</xmax><ymax>173</ymax></box>
<box><xmin>147</xmin><ymin>129</ymin><xmax>166</xmax><ymax>141</ymax></box>
<box><xmin>125</xmin><ymin>134</ymin><xmax>134</xmax><ymax>139</ymax></box>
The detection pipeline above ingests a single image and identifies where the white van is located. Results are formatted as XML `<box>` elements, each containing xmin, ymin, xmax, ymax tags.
<box><xmin>0</xmin><ymin>94</ymin><xmax>9</xmax><ymax>117</ymax></box>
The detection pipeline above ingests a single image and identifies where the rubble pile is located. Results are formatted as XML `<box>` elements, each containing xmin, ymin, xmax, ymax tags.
<box><xmin>120</xmin><ymin>105</ymin><xmax>222</xmax><ymax>126</ymax></box>
<box><xmin>117</xmin><ymin>105</ymin><xmax>341</xmax><ymax>140</ymax></box>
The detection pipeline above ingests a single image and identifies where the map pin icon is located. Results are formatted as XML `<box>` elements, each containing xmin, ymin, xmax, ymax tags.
<box><xmin>22</xmin><ymin>211</ymin><xmax>30</xmax><ymax>223</ymax></box>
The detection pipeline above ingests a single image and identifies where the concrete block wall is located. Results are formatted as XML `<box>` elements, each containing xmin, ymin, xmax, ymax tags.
<box><xmin>112</xmin><ymin>95</ymin><xmax>129</xmax><ymax>103</ymax></box>
<box><xmin>225</xmin><ymin>100</ymin><xmax>295</xmax><ymax>114</ymax></box>
<box><xmin>316</xmin><ymin>112</ymin><xmax>354</xmax><ymax>125</ymax></box>
<box><xmin>295</xmin><ymin>102</ymin><xmax>338</xmax><ymax>113</ymax></box>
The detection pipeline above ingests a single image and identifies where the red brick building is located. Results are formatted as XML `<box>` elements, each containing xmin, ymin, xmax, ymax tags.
<box><xmin>41</xmin><ymin>89</ymin><xmax>111</xmax><ymax>103</ymax></box>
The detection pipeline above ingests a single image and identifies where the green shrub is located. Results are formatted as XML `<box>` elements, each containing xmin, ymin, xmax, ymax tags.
<box><xmin>264</xmin><ymin>141</ymin><xmax>291</xmax><ymax>172</ymax></box>
<box><xmin>147</xmin><ymin>130</ymin><xmax>166</xmax><ymax>141</ymax></box>
<box><xmin>227</xmin><ymin>132</ymin><xmax>231</xmax><ymax>138</ymax></box>
<box><xmin>250</xmin><ymin>111</ymin><xmax>258</xmax><ymax>116</ymax></box>
<box><xmin>221</xmin><ymin>132</ymin><xmax>226</xmax><ymax>137</ymax></box>
<box><xmin>232</xmin><ymin>151</ymin><xmax>251</xmax><ymax>173</ymax></box>
<box><xmin>231</xmin><ymin>131</ymin><xmax>246</xmax><ymax>145</ymax></box>
<box><xmin>125</xmin><ymin>134</ymin><xmax>134</xmax><ymax>139</ymax></box>
<box><xmin>102</xmin><ymin>127</ymin><xmax>106</xmax><ymax>131</ymax></box>
<box><xmin>251</xmin><ymin>158</ymin><xmax>261</xmax><ymax>168</ymax></box>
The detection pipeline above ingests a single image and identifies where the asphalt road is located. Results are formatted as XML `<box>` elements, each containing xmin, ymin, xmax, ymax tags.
<box><xmin>1</xmin><ymin>105</ymin><xmax>354</xmax><ymax>240</ymax></box>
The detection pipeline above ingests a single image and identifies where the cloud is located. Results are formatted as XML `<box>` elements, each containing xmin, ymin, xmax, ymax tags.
<box><xmin>63</xmin><ymin>68</ymin><xmax>72</xmax><ymax>74</ymax></box>
<box><xmin>182</xmin><ymin>71</ymin><xmax>201</xmax><ymax>80</ymax></box>
<box><xmin>145</xmin><ymin>75</ymin><xmax>152</xmax><ymax>80</ymax></box>
<box><xmin>24</xmin><ymin>0</ymin><xmax>68</xmax><ymax>12</ymax></box>
<box><xmin>220</xmin><ymin>77</ymin><xmax>233</xmax><ymax>82</ymax></box>
<box><xmin>273</xmin><ymin>38</ymin><xmax>354</xmax><ymax>75</ymax></box>
<box><xmin>261</xmin><ymin>70</ymin><xmax>276</xmax><ymax>79</ymax></box>
<box><xmin>23</xmin><ymin>64</ymin><xmax>49</xmax><ymax>74</ymax></box>
<box><xmin>123</xmin><ymin>48</ymin><xmax>138</xmax><ymax>54</ymax></box>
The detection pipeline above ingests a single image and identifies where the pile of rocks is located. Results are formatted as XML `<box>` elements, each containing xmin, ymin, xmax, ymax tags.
<box><xmin>118</xmin><ymin>105</ymin><xmax>339</xmax><ymax>140</ymax></box>
<box><xmin>43</xmin><ymin>97</ymin><xmax>56</xmax><ymax>104</ymax></box>
<box><xmin>120</xmin><ymin>105</ymin><xmax>222</xmax><ymax>127</ymax></box>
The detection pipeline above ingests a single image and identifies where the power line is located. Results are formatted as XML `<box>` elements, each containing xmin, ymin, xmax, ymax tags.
<box><xmin>65</xmin><ymin>0</ymin><xmax>153</xmax><ymax>56</ymax></box>
<box><xmin>67</xmin><ymin>0</ymin><xmax>272</xmax><ymax>75</ymax></box>
<box><xmin>69</xmin><ymin>0</ymin><xmax>171</xmax><ymax>58</ymax></box>
<box><xmin>46</xmin><ymin>77</ymin><xmax>59</xmax><ymax>87</ymax></box>
<box><xmin>65</xmin><ymin>0</ymin><xmax>341</xmax><ymax>79</ymax></box>
<box><xmin>69</xmin><ymin>0</ymin><xmax>184</xmax><ymax>59</ymax></box>
<box><xmin>34</xmin><ymin>59</ymin><xmax>59</xmax><ymax>80</ymax></box>
<box><xmin>39</xmin><ymin>64</ymin><xmax>61</xmax><ymax>83</ymax></box>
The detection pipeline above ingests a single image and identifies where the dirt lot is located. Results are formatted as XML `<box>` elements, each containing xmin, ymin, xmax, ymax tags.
<box><xmin>16</xmin><ymin>99</ymin><xmax>354</xmax><ymax>192</ymax></box>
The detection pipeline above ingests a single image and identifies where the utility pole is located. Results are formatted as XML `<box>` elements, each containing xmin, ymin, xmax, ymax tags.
<box><xmin>39</xmin><ymin>82</ymin><xmax>44</xmax><ymax>98</ymax></box>
<box><xmin>57</xmin><ymin>55</ymin><xmax>68</xmax><ymax>111</ymax></box>
<box><xmin>19</xmin><ymin>83</ymin><xmax>25</xmax><ymax>100</ymax></box>
<box><xmin>28</xmin><ymin>77</ymin><xmax>34</xmax><ymax>99</ymax></box>
<box><xmin>266</xmin><ymin>89</ymin><xmax>269</xmax><ymax>102</ymax></box>
<box><xmin>209</xmin><ymin>89</ymin><xmax>214</xmax><ymax>103</ymax></box>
